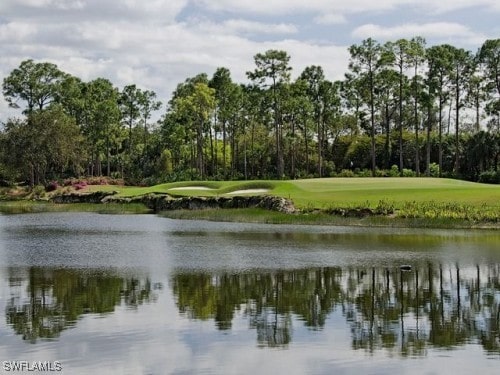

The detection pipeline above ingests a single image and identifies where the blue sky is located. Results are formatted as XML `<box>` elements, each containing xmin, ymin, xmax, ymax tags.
<box><xmin>0</xmin><ymin>0</ymin><xmax>498</xmax><ymax>120</ymax></box>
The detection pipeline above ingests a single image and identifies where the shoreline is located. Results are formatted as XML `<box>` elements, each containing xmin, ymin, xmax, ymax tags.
<box><xmin>157</xmin><ymin>207</ymin><xmax>500</xmax><ymax>230</ymax></box>
<box><xmin>1</xmin><ymin>199</ymin><xmax>499</xmax><ymax>230</ymax></box>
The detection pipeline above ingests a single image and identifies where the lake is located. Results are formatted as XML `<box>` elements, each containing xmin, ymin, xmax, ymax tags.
<box><xmin>0</xmin><ymin>212</ymin><xmax>499</xmax><ymax>374</ymax></box>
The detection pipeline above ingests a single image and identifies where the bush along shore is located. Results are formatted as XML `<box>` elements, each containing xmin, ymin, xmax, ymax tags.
<box><xmin>42</xmin><ymin>190</ymin><xmax>500</xmax><ymax>229</ymax></box>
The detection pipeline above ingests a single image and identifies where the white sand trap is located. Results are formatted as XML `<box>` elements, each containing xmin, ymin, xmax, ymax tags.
<box><xmin>226</xmin><ymin>189</ymin><xmax>269</xmax><ymax>195</ymax></box>
<box><xmin>169</xmin><ymin>186</ymin><xmax>215</xmax><ymax>191</ymax></box>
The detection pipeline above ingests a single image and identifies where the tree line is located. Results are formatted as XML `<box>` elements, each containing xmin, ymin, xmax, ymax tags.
<box><xmin>1</xmin><ymin>37</ymin><xmax>499</xmax><ymax>186</ymax></box>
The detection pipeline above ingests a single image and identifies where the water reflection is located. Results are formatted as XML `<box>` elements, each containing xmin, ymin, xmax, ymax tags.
<box><xmin>5</xmin><ymin>267</ymin><xmax>157</xmax><ymax>343</ymax></box>
<box><xmin>172</xmin><ymin>264</ymin><xmax>500</xmax><ymax>355</ymax></box>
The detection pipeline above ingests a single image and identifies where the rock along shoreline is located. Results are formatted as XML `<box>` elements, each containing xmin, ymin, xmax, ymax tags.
<box><xmin>50</xmin><ymin>191</ymin><xmax>297</xmax><ymax>214</ymax></box>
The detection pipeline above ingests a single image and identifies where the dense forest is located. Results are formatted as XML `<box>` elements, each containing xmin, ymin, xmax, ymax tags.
<box><xmin>0</xmin><ymin>37</ymin><xmax>499</xmax><ymax>187</ymax></box>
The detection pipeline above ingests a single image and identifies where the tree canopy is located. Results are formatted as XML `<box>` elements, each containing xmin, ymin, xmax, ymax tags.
<box><xmin>1</xmin><ymin>37</ymin><xmax>499</xmax><ymax>186</ymax></box>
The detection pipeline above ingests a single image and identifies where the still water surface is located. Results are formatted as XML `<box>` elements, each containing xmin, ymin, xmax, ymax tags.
<box><xmin>0</xmin><ymin>212</ymin><xmax>499</xmax><ymax>374</ymax></box>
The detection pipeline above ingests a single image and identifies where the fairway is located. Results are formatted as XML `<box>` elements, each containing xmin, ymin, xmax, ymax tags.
<box><xmin>87</xmin><ymin>177</ymin><xmax>500</xmax><ymax>210</ymax></box>
<box><xmin>288</xmin><ymin>178</ymin><xmax>500</xmax><ymax>208</ymax></box>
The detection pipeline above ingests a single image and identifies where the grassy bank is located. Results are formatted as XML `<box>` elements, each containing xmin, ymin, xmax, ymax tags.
<box><xmin>2</xmin><ymin>177</ymin><xmax>500</xmax><ymax>228</ymax></box>
<box><xmin>159</xmin><ymin>208</ymin><xmax>499</xmax><ymax>229</ymax></box>
<box><xmin>85</xmin><ymin>177</ymin><xmax>500</xmax><ymax>209</ymax></box>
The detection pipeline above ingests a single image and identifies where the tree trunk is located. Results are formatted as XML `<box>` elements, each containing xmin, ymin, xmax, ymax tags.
<box><xmin>454</xmin><ymin>72</ymin><xmax>460</xmax><ymax>174</ymax></box>
<box><xmin>317</xmin><ymin>114</ymin><xmax>322</xmax><ymax>177</ymax></box>
<box><xmin>384</xmin><ymin>103</ymin><xmax>391</xmax><ymax>169</ymax></box>
<box><xmin>222</xmin><ymin>119</ymin><xmax>227</xmax><ymax>179</ymax></box>
<box><xmin>304</xmin><ymin>116</ymin><xmax>309</xmax><ymax>175</ymax></box>
<box><xmin>370</xmin><ymin>79</ymin><xmax>376</xmax><ymax>177</ymax></box>
<box><xmin>438</xmin><ymin>95</ymin><xmax>443</xmax><ymax>177</ymax></box>
<box><xmin>209</xmin><ymin>117</ymin><xmax>215</xmax><ymax>177</ymax></box>
<box><xmin>197</xmin><ymin>121</ymin><xmax>204</xmax><ymax>179</ymax></box>
<box><xmin>425</xmin><ymin>104</ymin><xmax>432</xmax><ymax>176</ymax></box>
<box><xmin>414</xmin><ymin>72</ymin><xmax>420</xmax><ymax>177</ymax></box>
<box><xmin>398</xmin><ymin>68</ymin><xmax>404</xmax><ymax>176</ymax></box>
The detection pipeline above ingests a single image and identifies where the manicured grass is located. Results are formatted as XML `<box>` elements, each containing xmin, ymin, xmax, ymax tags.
<box><xmin>85</xmin><ymin>177</ymin><xmax>500</xmax><ymax>210</ymax></box>
<box><xmin>86</xmin><ymin>180</ymin><xmax>277</xmax><ymax>197</ymax></box>
<box><xmin>3</xmin><ymin>177</ymin><xmax>500</xmax><ymax>227</ymax></box>
<box><xmin>288</xmin><ymin>178</ymin><xmax>500</xmax><ymax>209</ymax></box>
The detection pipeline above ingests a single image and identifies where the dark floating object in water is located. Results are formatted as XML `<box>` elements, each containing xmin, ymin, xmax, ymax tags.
<box><xmin>400</xmin><ymin>265</ymin><xmax>412</xmax><ymax>271</ymax></box>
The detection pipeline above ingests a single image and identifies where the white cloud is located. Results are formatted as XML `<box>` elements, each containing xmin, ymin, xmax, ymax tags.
<box><xmin>4</xmin><ymin>0</ymin><xmax>51</xmax><ymax>7</ymax></box>
<box><xmin>223</xmin><ymin>19</ymin><xmax>298</xmax><ymax>35</ymax></box>
<box><xmin>314</xmin><ymin>14</ymin><xmax>347</xmax><ymax>25</ymax></box>
<box><xmin>0</xmin><ymin>7</ymin><xmax>347</xmax><ymax>121</ymax></box>
<box><xmin>0</xmin><ymin>0</ymin><xmax>496</xmax><ymax>123</ymax></box>
<box><xmin>195</xmin><ymin>0</ymin><xmax>500</xmax><ymax>17</ymax></box>
<box><xmin>194</xmin><ymin>0</ymin><xmax>411</xmax><ymax>15</ymax></box>
<box><xmin>192</xmin><ymin>18</ymin><xmax>298</xmax><ymax>36</ymax></box>
<box><xmin>263</xmin><ymin>40</ymin><xmax>349</xmax><ymax>82</ymax></box>
<box><xmin>0</xmin><ymin>0</ymin><xmax>188</xmax><ymax>23</ymax></box>
<box><xmin>417</xmin><ymin>0</ymin><xmax>500</xmax><ymax>14</ymax></box>
<box><xmin>0</xmin><ymin>22</ymin><xmax>38</xmax><ymax>43</ymax></box>
<box><xmin>51</xmin><ymin>0</ymin><xmax>85</xmax><ymax>10</ymax></box>
<box><xmin>351</xmin><ymin>22</ymin><xmax>487</xmax><ymax>45</ymax></box>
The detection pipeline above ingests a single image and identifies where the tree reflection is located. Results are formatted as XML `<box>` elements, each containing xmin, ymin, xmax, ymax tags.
<box><xmin>6</xmin><ymin>267</ymin><xmax>156</xmax><ymax>343</ymax></box>
<box><xmin>172</xmin><ymin>264</ymin><xmax>500</xmax><ymax>354</ymax></box>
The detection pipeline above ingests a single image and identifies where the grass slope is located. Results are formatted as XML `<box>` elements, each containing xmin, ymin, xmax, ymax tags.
<box><xmin>87</xmin><ymin>177</ymin><xmax>500</xmax><ymax>210</ymax></box>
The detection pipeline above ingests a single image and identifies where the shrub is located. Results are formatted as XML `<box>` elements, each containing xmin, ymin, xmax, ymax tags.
<box><xmin>337</xmin><ymin>169</ymin><xmax>355</xmax><ymax>177</ymax></box>
<box><xmin>479</xmin><ymin>170</ymin><xmax>500</xmax><ymax>184</ymax></box>
<box><xmin>357</xmin><ymin>169</ymin><xmax>372</xmax><ymax>177</ymax></box>
<box><xmin>389</xmin><ymin>165</ymin><xmax>400</xmax><ymax>177</ymax></box>
<box><xmin>429</xmin><ymin>163</ymin><xmax>440</xmax><ymax>177</ymax></box>
<box><xmin>375</xmin><ymin>169</ymin><xmax>389</xmax><ymax>177</ymax></box>
<box><xmin>45</xmin><ymin>181</ymin><xmax>59</xmax><ymax>192</ymax></box>
<box><xmin>74</xmin><ymin>182</ymin><xmax>87</xmax><ymax>190</ymax></box>
<box><xmin>31</xmin><ymin>185</ymin><xmax>46</xmax><ymax>199</ymax></box>
<box><xmin>402</xmin><ymin>168</ymin><xmax>416</xmax><ymax>177</ymax></box>
<box><xmin>374</xmin><ymin>199</ymin><xmax>394</xmax><ymax>215</ymax></box>
<box><xmin>63</xmin><ymin>177</ymin><xmax>124</xmax><ymax>187</ymax></box>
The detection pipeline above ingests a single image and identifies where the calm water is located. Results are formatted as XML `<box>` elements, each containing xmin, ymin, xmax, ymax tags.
<box><xmin>0</xmin><ymin>212</ymin><xmax>499</xmax><ymax>374</ymax></box>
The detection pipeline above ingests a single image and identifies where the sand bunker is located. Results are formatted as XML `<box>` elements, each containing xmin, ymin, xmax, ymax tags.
<box><xmin>226</xmin><ymin>189</ymin><xmax>269</xmax><ymax>195</ymax></box>
<box><xmin>169</xmin><ymin>186</ymin><xmax>215</xmax><ymax>191</ymax></box>
<box><xmin>168</xmin><ymin>186</ymin><xmax>269</xmax><ymax>195</ymax></box>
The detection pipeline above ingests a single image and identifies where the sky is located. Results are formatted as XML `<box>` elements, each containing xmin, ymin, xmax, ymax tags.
<box><xmin>0</xmin><ymin>0</ymin><xmax>499</xmax><ymax>122</ymax></box>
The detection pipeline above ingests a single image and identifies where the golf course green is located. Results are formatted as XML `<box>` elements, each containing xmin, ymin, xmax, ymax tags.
<box><xmin>2</xmin><ymin>177</ymin><xmax>499</xmax><ymax>227</ymax></box>
<box><xmin>81</xmin><ymin>177</ymin><xmax>500</xmax><ymax>227</ymax></box>
<box><xmin>87</xmin><ymin>177</ymin><xmax>500</xmax><ymax>208</ymax></box>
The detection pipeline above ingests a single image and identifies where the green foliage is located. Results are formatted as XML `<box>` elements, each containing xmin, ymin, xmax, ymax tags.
<box><xmin>428</xmin><ymin>163</ymin><xmax>440</xmax><ymax>177</ymax></box>
<box><xmin>30</xmin><ymin>185</ymin><xmax>46</xmax><ymax>199</ymax></box>
<box><xmin>399</xmin><ymin>201</ymin><xmax>500</xmax><ymax>222</ymax></box>
<box><xmin>1</xmin><ymin>40</ymin><xmax>500</xmax><ymax>185</ymax></box>
<box><xmin>2</xmin><ymin>59</ymin><xmax>68</xmax><ymax>113</ymax></box>
<box><xmin>1</xmin><ymin>106</ymin><xmax>84</xmax><ymax>185</ymax></box>
<box><xmin>478</xmin><ymin>170</ymin><xmax>500</xmax><ymax>184</ymax></box>
<box><xmin>389</xmin><ymin>165</ymin><xmax>400</xmax><ymax>177</ymax></box>
<box><xmin>159</xmin><ymin>149</ymin><xmax>173</xmax><ymax>175</ymax></box>
<box><xmin>402</xmin><ymin>168</ymin><xmax>416</xmax><ymax>177</ymax></box>
<box><xmin>337</xmin><ymin>169</ymin><xmax>356</xmax><ymax>177</ymax></box>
